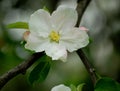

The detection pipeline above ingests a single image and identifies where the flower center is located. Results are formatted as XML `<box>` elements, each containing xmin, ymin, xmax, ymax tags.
<box><xmin>49</xmin><ymin>31</ymin><xmax>60</xmax><ymax>42</ymax></box>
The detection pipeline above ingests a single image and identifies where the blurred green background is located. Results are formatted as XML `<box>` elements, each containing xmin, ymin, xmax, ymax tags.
<box><xmin>0</xmin><ymin>0</ymin><xmax>120</xmax><ymax>91</ymax></box>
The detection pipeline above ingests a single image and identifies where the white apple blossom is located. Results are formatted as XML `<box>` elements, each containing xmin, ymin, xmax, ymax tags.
<box><xmin>25</xmin><ymin>7</ymin><xmax>89</xmax><ymax>62</ymax></box>
<box><xmin>51</xmin><ymin>84</ymin><xmax>71</xmax><ymax>91</ymax></box>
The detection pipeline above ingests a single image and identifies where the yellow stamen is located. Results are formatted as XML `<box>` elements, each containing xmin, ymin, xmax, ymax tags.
<box><xmin>49</xmin><ymin>31</ymin><xmax>60</xmax><ymax>42</ymax></box>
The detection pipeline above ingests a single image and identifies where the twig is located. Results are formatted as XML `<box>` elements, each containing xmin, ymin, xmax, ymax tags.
<box><xmin>0</xmin><ymin>52</ymin><xmax>44</xmax><ymax>89</ymax></box>
<box><xmin>76</xmin><ymin>0</ymin><xmax>92</xmax><ymax>27</ymax></box>
<box><xmin>76</xmin><ymin>0</ymin><xmax>97</xmax><ymax>85</ymax></box>
<box><xmin>77</xmin><ymin>50</ymin><xmax>96</xmax><ymax>85</ymax></box>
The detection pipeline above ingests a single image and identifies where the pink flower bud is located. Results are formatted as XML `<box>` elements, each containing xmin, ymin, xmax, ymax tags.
<box><xmin>79</xmin><ymin>26</ymin><xmax>89</xmax><ymax>32</ymax></box>
<box><xmin>23</xmin><ymin>31</ymin><xmax>30</xmax><ymax>41</ymax></box>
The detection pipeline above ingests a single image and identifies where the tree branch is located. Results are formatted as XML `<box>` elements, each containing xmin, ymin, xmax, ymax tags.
<box><xmin>76</xmin><ymin>0</ymin><xmax>92</xmax><ymax>27</ymax></box>
<box><xmin>76</xmin><ymin>0</ymin><xmax>97</xmax><ymax>85</ymax></box>
<box><xmin>77</xmin><ymin>50</ymin><xmax>96</xmax><ymax>85</ymax></box>
<box><xmin>0</xmin><ymin>52</ymin><xmax>44</xmax><ymax>89</ymax></box>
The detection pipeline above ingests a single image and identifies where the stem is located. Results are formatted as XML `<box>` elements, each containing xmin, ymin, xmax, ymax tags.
<box><xmin>76</xmin><ymin>0</ymin><xmax>97</xmax><ymax>85</ymax></box>
<box><xmin>0</xmin><ymin>52</ymin><xmax>44</xmax><ymax>89</ymax></box>
<box><xmin>77</xmin><ymin>50</ymin><xmax>96</xmax><ymax>84</ymax></box>
<box><xmin>76</xmin><ymin>0</ymin><xmax>92</xmax><ymax>27</ymax></box>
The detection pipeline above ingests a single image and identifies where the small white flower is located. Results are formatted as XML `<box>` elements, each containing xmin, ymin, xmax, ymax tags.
<box><xmin>25</xmin><ymin>7</ymin><xmax>89</xmax><ymax>62</ymax></box>
<box><xmin>51</xmin><ymin>84</ymin><xmax>71</xmax><ymax>91</ymax></box>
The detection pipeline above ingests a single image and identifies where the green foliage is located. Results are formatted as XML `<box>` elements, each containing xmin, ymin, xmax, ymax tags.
<box><xmin>95</xmin><ymin>77</ymin><xmax>120</xmax><ymax>91</ymax></box>
<box><xmin>89</xmin><ymin>37</ymin><xmax>93</xmax><ymax>44</ymax></box>
<box><xmin>29</xmin><ymin>55</ymin><xmax>51</xmax><ymax>85</ymax></box>
<box><xmin>70</xmin><ymin>84</ymin><xmax>77</xmax><ymax>91</ymax></box>
<box><xmin>43</xmin><ymin>6</ymin><xmax>50</xmax><ymax>12</ymax></box>
<box><xmin>20</xmin><ymin>40</ymin><xmax>26</xmax><ymax>45</ymax></box>
<box><xmin>7</xmin><ymin>22</ymin><xmax>28</xmax><ymax>29</ymax></box>
<box><xmin>70</xmin><ymin>83</ymin><xmax>85</xmax><ymax>91</ymax></box>
<box><xmin>77</xmin><ymin>83</ymin><xmax>85</xmax><ymax>91</ymax></box>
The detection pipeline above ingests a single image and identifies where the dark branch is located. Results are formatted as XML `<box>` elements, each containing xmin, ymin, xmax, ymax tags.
<box><xmin>77</xmin><ymin>50</ymin><xmax>96</xmax><ymax>84</ymax></box>
<box><xmin>76</xmin><ymin>0</ymin><xmax>97</xmax><ymax>85</ymax></box>
<box><xmin>76</xmin><ymin>0</ymin><xmax>92</xmax><ymax>27</ymax></box>
<box><xmin>0</xmin><ymin>52</ymin><xmax>44</xmax><ymax>89</ymax></box>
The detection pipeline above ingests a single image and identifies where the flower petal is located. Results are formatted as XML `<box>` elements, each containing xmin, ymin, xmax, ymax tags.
<box><xmin>51</xmin><ymin>84</ymin><xmax>71</xmax><ymax>91</ymax></box>
<box><xmin>25</xmin><ymin>33</ymin><xmax>49</xmax><ymax>52</ymax></box>
<box><xmin>29</xmin><ymin>9</ymin><xmax>51</xmax><ymax>37</ymax></box>
<box><xmin>45</xmin><ymin>43</ymin><xmax>67</xmax><ymax>62</ymax></box>
<box><xmin>51</xmin><ymin>7</ymin><xmax>77</xmax><ymax>31</ymax></box>
<box><xmin>60</xmin><ymin>28</ymin><xmax>89</xmax><ymax>52</ymax></box>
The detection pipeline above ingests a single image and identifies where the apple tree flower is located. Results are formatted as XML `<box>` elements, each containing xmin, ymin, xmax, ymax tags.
<box><xmin>51</xmin><ymin>84</ymin><xmax>71</xmax><ymax>91</ymax></box>
<box><xmin>25</xmin><ymin>7</ymin><xmax>89</xmax><ymax>62</ymax></box>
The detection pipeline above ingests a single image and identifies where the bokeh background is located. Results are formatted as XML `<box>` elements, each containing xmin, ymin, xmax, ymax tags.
<box><xmin>0</xmin><ymin>0</ymin><xmax>120</xmax><ymax>91</ymax></box>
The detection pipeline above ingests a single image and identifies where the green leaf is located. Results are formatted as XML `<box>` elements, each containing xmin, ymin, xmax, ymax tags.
<box><xmin>95</xmin><ymin>77</ymin><xmax>120</xmax><ymax>91</ymax></box>
<box><xmin>29</xmin><ymin>56</ymin><xmax>51</xmax><ymax>85</ymax></box>
<box><xmin>70</xmin><ymin>84</ymin><xmax>77</xmax><ymax>91</ymax></box>
<box><xmin>77</xmin><ymin>83</ymin><xmax>85</xmax><ymax>91</ymax></box>
<box><xmin>89</xmin><ymin>37</ymin><xmax>93</xmax><ymax>44</ymax></box>
<box><xmin>116</xmin><ymin>82</ymin><xmax>120</xmax><ymax>91</ymax></box>
<box><xmin>70</xmin><ymin>83</ymin><xmax>86</xmax><ymax>91</ymax></box>
<box><xmin>7</xmin><ymin>22</ymin><xmax>28</xmax><ymax>29</ymax></box>
<box><xmin>20</xmin><ymin>40</ymin><xmax>26</xmax><ymax>45</ymax></box>
<box><xmin>43</xmin><ymin>6</ymin><xmax>49</xmax><ymax>12</ymax></box>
